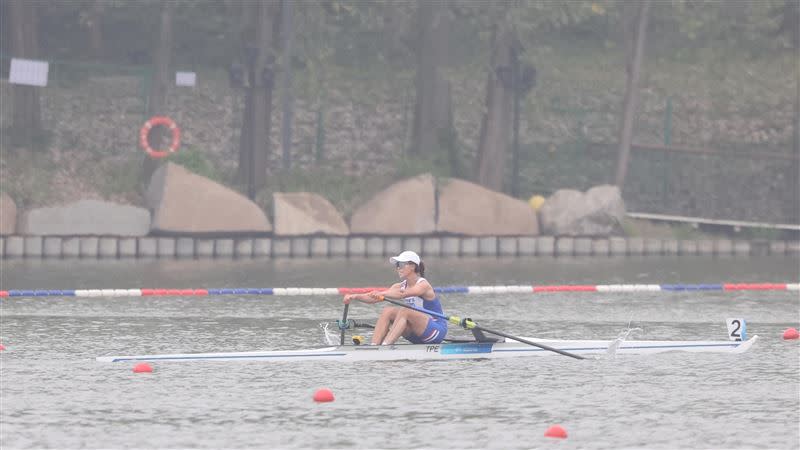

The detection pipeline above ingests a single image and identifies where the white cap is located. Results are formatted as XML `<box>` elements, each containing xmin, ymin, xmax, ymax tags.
<box><xmin>389</xmin><ymin>250</ymin><xmax>420</xmax><ymax>265</ymax></box>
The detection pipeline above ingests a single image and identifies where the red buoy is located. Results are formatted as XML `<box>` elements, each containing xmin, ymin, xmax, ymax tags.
<box><xmin>0</xmin><ymin>343</ymin><xmax>5</xmax><ymax>351</ymax></box>
<box><xmin>313</xmin><ymin>388</ymin><xmax>335</xmax><ymax>403</ymax></box>
<box><xmin>133</xmin><ymin>363</ymin><xmax>153</xmax><ymax>373</ymax></box>
<box><xmin>783</xmin><ymin>328</ymin><xmax>799</xmax><ymax>340</ymax></box>
<box><xmin>544</xmin><ymin>425</ymin><xmax>568</xmax><ymax>439</ymax></box>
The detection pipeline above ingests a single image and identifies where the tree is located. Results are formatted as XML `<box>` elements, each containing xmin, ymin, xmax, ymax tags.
<box><xmin>410</xmin><ymin>0</ymin><xmax>455</xmax><ymax>172</ymax></box>
<box><xmin>8</xmin><ymin>0</ymin><xmax>43</xmax><ymax>148</ymax></box>
<box><xmin>466</xmin><ymin>1</ymin><xmax>612</xmax><ymax>192</ymax></box>
<box><xmin>614</xmin><ymin>0</ymin><xmax>650</xmax><ymax>188</ymax></box>
<box><xmin>139</xmin><ymin>1</ymin><xmax>175</xmax><ymax>187</ymax></box>
<box><xmin>80</xmin><ymin>0</ymin><xmax>105</xmax><ymax>59</ymax></box>
<box><xmin>235</xmin><ymin>1</ymin><xmax>279</xmax><ymax>199</ymax></box>
<box><xmin>474</xmin><ymin>26</ymin><xmax>515</xmax><ymax>192</ymax></box>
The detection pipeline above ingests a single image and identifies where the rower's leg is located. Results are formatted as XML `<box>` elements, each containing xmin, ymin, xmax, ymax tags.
<box><xmin>371</xmin><ymin>307</ymin><xmax>399</xmax><ymax>345</ymax></box>
<box><xmin>383</xmin><ymin>309</ymin><xmax>430</xmax><ymax>344</ymax></box>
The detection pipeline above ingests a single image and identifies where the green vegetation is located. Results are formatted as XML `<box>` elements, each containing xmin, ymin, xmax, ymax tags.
<box><xmin>167</xmin><ymin>149</ymin><xmax>222</xmax><ymax>183</ymax></box>
<box><xmin>0</xmin><ymin>147</ymin><xmax>57</xmax><ymax>209</ymax></box>
<box><xmin>1</xmin><ymin>1</ymin><xmax>795</xmax><ymax>227</ymax></box>
<box><xmin>254</xmin><ymin>167</ymin><xmax>391</xmax><ymax>220</ymax></box>
<box><xmin>97</xmin><ymin>159</ymin><xmax>142</xmax><ymax>199</ymax></box>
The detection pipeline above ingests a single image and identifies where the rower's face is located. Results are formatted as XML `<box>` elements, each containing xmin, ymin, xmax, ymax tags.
<box><xmin>395</xmin><ymin>261</ymin><xmax>414</xmax><ymax>277</ymax></box>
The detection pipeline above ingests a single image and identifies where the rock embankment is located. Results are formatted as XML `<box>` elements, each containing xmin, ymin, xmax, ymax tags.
<box><xmin>147</xmin><ymin>163</ymin><xmax>272</xmax><ymax>234</ymax></box>
<box><xmin>2</xmin><ymin>164</ymin><xmax>796</xmax><ymax>259</ymax></box>
<box><xmin>3</xmin><ymin>164</ymin><xmax>546</xmax><ymax>238</ymax></box>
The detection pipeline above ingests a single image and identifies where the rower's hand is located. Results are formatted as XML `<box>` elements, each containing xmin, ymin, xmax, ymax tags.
<box><xmin>343</xmin><ymin>294</ymin><xmax>353</xmax><ymax>305</ymax></box>
<box><xmin>368</xmin><ymin>292</ymin><xmax>385</xmax><ymax>301</ymax></box>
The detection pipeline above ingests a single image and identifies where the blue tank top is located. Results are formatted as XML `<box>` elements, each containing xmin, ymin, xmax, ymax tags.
<box><xmin>400</xmin><ymin>278</ymin><xmax>445</xmax><ymax>323</ymax></box>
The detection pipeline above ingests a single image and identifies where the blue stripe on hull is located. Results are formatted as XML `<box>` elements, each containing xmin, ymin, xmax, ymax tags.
<box><xmin>111</xmin><ymin>352</ymin><xmax>348</xmax><ymax>362</ymax></box>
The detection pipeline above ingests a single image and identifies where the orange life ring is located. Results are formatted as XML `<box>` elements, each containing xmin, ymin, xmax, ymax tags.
<box><xmin>140</xmin><ymin>116</ymin><xmax>180</xmax><ymax>159</ymax></box>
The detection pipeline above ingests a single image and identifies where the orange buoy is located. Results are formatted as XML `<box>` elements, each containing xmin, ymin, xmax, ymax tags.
<box><xmin>544</xmin><ymin>424</ymin><xmax>568</xmax><ymax>439</ymax></box>
<box><xmin>133</xmin><ymin>363</ymin><xmax>153</xmax><ymax>373</ymax></box>
<box><xmin>313</xmin><ymin>388</ymin><xmax>335</xmax><ymax>403</ymax></box>
<box><xmin>140</xmin><ymin>116</ymin><xmax>181</xmax><ymax>159</ymax></box>
<box><xmin>783</xmin><ymin>328</ymin><xmax>799</xmax><ymax>340</ymax></box>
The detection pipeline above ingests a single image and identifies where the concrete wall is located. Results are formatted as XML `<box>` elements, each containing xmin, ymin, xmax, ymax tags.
<box><xmin>0</xmin><ymin>236</ymin><xmax>796</xmax><ymax>259</ymax></box>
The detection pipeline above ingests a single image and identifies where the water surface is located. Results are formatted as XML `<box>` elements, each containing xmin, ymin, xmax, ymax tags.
<box><xmin>1</xmin><ymin>256</ymin><xmax>798</xmax><ymax>449</ymax></box>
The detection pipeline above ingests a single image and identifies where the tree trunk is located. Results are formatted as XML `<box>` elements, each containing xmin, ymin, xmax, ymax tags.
<box><xmin>382</xmin><ymin>2</ymin><xmax>407</xmax><ymax>60</ymax></box>
<box><xmin>140</xmin><ymin>1</ymin><xmax>174</xmax><ymax>187</ymax></box>
<box><xmin>88</xmin><ymin>0</ymin><xmax>104</xmax><ymax>59</ymax></box>
<box><xmin>411</xmin><ymin>0</ymin><xmax>451</xmax><ymax>160</ymax></box>
<box><xmin>236</xmin><ymin>1</ymin><xmax>277</xmax><ymax>198</ymax></box>
<box><xmin>794</xmin><ymin>0</ymin><xmax>799</xmax><ymax>158</ymax></box>
<box><xmin>793</xmin><ymin>4</ymin><xmax>799</xmax><ymax>223</ymax></box>
<box><xmin>279</xmin><ymin>0</ymin><xmax>294</xmax><ymax>170</ymax></box>
<box><xmin>8</xmin><ymin>0</ymin><xmax>42</xmax><ymax>147</ymax></box>
<box><xmin>474</xmin><ymin>28</ymin><xmax>515</xmax><ymax>191</ymax></box>
<box><xmin>251</xmin><ymin>1</ymin><xmax>277</xmax><ymax>195</ymax></box>
<box><xmin>620</xmin><ymin>2</ymin><xmax>638</xmax><ymax>75</ymax></box>
<box><xmin>614</xmin><ymin>0</ymin><xmax>651</xmax><ymax>188</ymax></box>
<box><xmin>236</xmin><ymin>2</ymin><xmax>257</xmax><ymax>184</ymax></box>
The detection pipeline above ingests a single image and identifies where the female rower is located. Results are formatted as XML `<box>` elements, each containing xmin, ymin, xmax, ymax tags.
<box><xmin>343</xmin><ymin>250</ymin><xmax>448</xmax><ymax>345</ymax></box>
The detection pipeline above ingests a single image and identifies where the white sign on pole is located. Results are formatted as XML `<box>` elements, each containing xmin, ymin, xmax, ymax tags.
<box><xmin>9</xmin><ymin>58</ymin><xmax>49</xmax><ymax>87</ymax></box>
<box><xmin>175</xmin><ymin>71</ymin><xmax>196</xmax><ymax>87</ymax></box>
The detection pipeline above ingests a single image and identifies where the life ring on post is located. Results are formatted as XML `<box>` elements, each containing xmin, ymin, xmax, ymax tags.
<box><xmin>140</xmin><ymin>116</ymin><xmax>180</xmax><ymax>159</ymax></box>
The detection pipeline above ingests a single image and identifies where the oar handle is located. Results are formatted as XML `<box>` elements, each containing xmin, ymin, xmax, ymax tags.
<box><xmin>340</xmin><ymin>303</ymin><xmax>349</xmax><ymax>346</ymax></box>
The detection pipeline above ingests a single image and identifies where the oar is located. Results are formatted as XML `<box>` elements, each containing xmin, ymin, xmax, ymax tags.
<box><xmin>378</xmin><ymin>296</ymin><xmax>585</xmax><ymax>360</ymax></box>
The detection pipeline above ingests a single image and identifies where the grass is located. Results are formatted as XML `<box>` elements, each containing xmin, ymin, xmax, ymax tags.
<box><xmin>97</xmin><ymin>159</ymin><xmax>142</xmax><ymax>199</ymax></box>
<box><xmin>622</xmin><ymin>218</ymin><xmax>715</xmax><ymax>240</ymax></box>
<box><xmin>166</xmin><ymin>148</ymin><xmax>223</xmax><ymax>182</ymax></box>
<box><xmin>0</xmin><ymin>147</ymin><xmax>57</xmax><ymax>209</ymax></box>
<box><xmin>254</xmin><ymin>167</ymin><xmax>393</xmax><ymax>221</ymax></box>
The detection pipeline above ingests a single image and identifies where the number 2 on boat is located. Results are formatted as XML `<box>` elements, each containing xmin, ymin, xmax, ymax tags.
<box><xmin>726</xmin><ymin>318</ymin><xmax>747</xmax><ymax>341</ymax></box>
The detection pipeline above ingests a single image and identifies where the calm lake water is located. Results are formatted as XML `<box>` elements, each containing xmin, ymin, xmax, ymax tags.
<box><xmin>1</xmin><ymin>256</ymin><xmax>799</xmax><ymax>449</ymax></box>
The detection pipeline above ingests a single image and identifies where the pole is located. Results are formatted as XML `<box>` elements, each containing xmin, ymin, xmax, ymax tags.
<box><xmin>280</xmin><ymin>0</ymin><xmax>294</xmax><ymax>170</ymax></box>
<box><xmin>511</xmin><ymin>45</ymin><xmax>521</xmax><ymax>197</ymax></box>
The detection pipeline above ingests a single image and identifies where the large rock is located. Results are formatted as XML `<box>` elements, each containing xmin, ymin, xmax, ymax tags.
<box><xmin>350</xmin><ymin>173</ymin><xmax>436</xmax><ymax>235</ymax></box>
<box><xmin>539</xmin><ymin>185</ymin><xmax>625</xmax><ymax>236</ymax></box>
<box><xmin>19</xmin><ymin>200</ymin><xmax>150</xmax><ymax>236</ymax></box>
<box><xmin>273</xmin><ymin>192</ymin><xmax>348</xmax><ymax>236</ymax></box>
<box><xmin>147</xmin><ymin>162</ymin><xmax>271</xmax><ymax>234</ymax></box>
<box><xmin>437</xmin><ymin>178</ymin><xmax>539</xmax><ymax>236</ymax></box>
<box><xmin>0</xmin><ymin>192</ymin><xmax>17</xmax><ymax>235</ymax></box>
<box><xmin>20</xmin><ymin>199</ymin><xmax>150</xmax><ymax>236</ymax></box>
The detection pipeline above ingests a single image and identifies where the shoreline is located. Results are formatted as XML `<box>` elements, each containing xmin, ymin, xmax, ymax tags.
<box><xmin>2</xmin><ymin>235</ymin><xmax>798</xmax><ymax>259</ymax></box>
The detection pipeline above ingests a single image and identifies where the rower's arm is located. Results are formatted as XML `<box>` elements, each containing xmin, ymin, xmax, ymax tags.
<box><xmin>369</xmin><ymin>282</ymin><xmax>408</xmax><ymax>300</ymax></box>
<box><xmin>379</xmin><ymin>280</ymin><xmax>433</xmax><ymax>300</ymax></box>
<box><xmin>345</xmin><ymin>283</ymin><xmax>401</xmax><ymax>304</ymax></box>
<box><xmin>344</xmin><ymin>292</ymin><xmax>380</xmax><ymax>304</ymax></box>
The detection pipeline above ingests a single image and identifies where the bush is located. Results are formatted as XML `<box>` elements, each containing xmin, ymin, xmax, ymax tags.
<box><xmin>167</xmin><ymin>149</ymin><xmax>220</xmax><ymax>181</ymax></box>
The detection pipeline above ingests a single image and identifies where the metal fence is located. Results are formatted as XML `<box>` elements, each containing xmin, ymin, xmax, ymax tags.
<box><xmin>2</xmin><ymin>52</ymin><xmax>796</xmax><ymax>225</ymax></box>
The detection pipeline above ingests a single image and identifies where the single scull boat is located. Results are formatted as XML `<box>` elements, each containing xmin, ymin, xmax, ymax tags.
<box><xmin>97</xmin><ymin>297</ymin><xmax>758</xmax><ymax>363</ymax></box>
<box><xmin>96</xmin><ymin>334</ymin><xmax>757</xmax><ymax>363</ymax></box>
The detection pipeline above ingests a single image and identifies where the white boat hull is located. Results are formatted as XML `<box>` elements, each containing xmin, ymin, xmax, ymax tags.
<box><xmin>96</xmin><ymin>335</ymin><xmax>758</xmax><ymax>363</ymax></box>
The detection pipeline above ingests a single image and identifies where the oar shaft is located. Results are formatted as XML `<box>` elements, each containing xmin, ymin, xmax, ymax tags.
<box><xmin>381</xmin><ymin>297</ymin><xmax>584</xmax><ymax>360</ymax></box>
<box><xmin>466</xmin><ymin>325</ymin><xmax>584</xmax><ymax>360</ymax></box>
